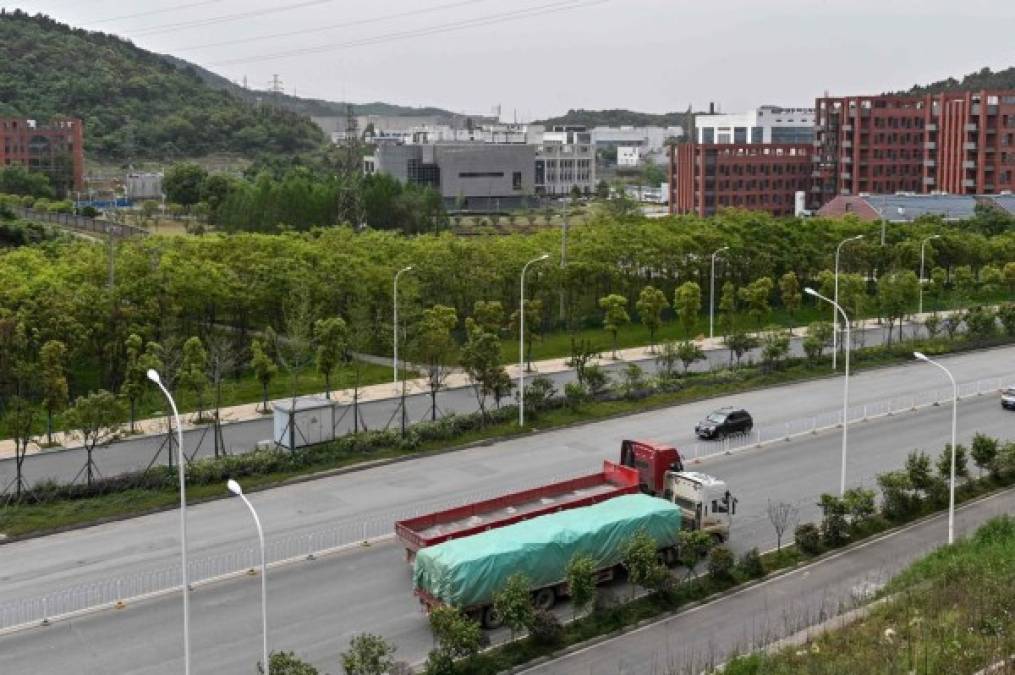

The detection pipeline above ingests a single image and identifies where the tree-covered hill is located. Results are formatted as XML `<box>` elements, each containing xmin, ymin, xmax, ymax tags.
<box><xmin>158</xmin><ymin>54</ymin><xmax>457</xmax><ymax>119</ymax></box>
<box><xmin>901</xmin><ymin>66</ymin><xmax>1015</xmax><ymax>96</ymax></box>
<box><xmin>0</xmin><ymin>10</ymin><xmax>325</xmax><ymax>161</ymax></box>
<box><xmin>536</xmin><ymin>108</ymin><xmax>693</xmax><ymax>128</ymax></box>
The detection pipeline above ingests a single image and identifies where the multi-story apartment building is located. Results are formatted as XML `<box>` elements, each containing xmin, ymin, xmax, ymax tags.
<box><xmin>0</xmin><ymin>117</ymin><xmax>84</xmax><ymax>193</ymax></box>
<box><xmin>810</xmin><ymin>90</ymin><xmax>1015</xmax><ymax>209</ymax></box>
<box><xmin>671</xmin><ymin>143</ymin><xmax>812</xmax><ymax>217</ymax></box>
<box><xmin>669</xmin><ymin>107</ymin><xmax>814</xmax><ymax>217</ymax></box>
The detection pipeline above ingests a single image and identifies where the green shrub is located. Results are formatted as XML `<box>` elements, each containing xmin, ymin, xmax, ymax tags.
<box><xmin>528</xmin><ymin>609</ymin><xmax>563</xmax><ymax>647</ymax></box>
<box><xmin>795</xmin><ymin>522</ymin><xmax>822</xmax><ymax>555</ymax></box>
<box><xmin>738</xmin><ymin>548</ymin><xmax>766</xmax><ymax>578</ymax></box>
<box><xmin>707</xmin><ymin>545</ymin><xmax>735</xmax><ymax>582</ymax></box>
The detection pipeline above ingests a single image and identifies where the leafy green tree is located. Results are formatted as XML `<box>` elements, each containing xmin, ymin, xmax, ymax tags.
<box><xmin>460</xmin><ymin>318</ymin><xmax>508</xmax><ymax>422</ymax></box>
<box><xmin>676</xmin><ymin>340</ymin><xmax>705</xmax><ymax>374</ymax></box>
<box><xmin>39</xmin><ymin>339</ymin><xmax>68</xmax><ymax>446</ymax></box>
<box><xmin>877</xmin><ymin>271</ymin><xmax>920</xmax><ymax>343</ymax></box>
<box><xmin>565</xmin><ymin>553</ymin><xmax>597</xmax><ymax>619</ymax></box>
<box><xmin>970</xmin><ymin>433</ymin><xmax>999</xmax><ymax>477</ymax></box>
<box><xmin>164</xmin><ymin>163</ymin><xmax>208</xmax><ymax>206</ymax></box>
<box><xmin>471</xmin><ymin>300</ymin><xmax>504</xmax><ymax>335</ymax></box>
<box><xmin>655</xmin><ymin>340</ymin><xmax>680</xmax><ymax>380</ymax></box>
<box><xmin>258</xmin><ymin>650</ymin><xmax>319</xmax><ymax>675</ymax></box>
<box><xmin>635</xmin><ymin>285</ymin><xmax>668</xmax><ymax>351</ymax></box>
<box><xmin>937</xmin><ymin>443</ymin><xmax>970</xmax><ymax>481</ymax></box>
<box><xmin>674</xmin><ymin>281</ymin><xmax>702</xmax><ymax>338</ymax></box>
<box><xmin>414</xmin><ymin>305</ymin><xmax>458</xmax><ymax>421</ymax></box>
<box><xmin>0</xmin><ymin>165</ymin><xmax>54</xmax><ymax>197</ymax></box>
<box><xmin>964</xmin><ymin>306</ymin><xmax>998</xmax><ymax>341</ymax></box>
<box><xmin>622</xmin><ymin>529</ymin><xmax>667</xmax><ymax>598</ymax></box>
<box><xmin>980</xmin><ymin>264</ymin><xmax>1003</xmax><ymax>296</ymax></box>
<box><xmin>778</xmin><ymin>271</ymin><xmax>802</xmax><ymax>317</ymax></box>
<box><xmin>954</xmin><ymin>265</ymin><xmax>976</xmax><ymax>301</ymax></box>
<box><xmin>1004</xmin><ymin>262</ymin><xmax>1015</xmax><ymax>294</ymax></box>
<box><xmin>599</xmin><ymin>293</ymin><xmax>630</xmax><ymax>358</ymax></box>
<box><xmin>997</xmin><ymin>304</ymin><xmax>1015</xmax><ymax>337</ymax></box>
<box><xmin>427</xmin><ymin>605</ymin><xmax>482</xmax><ymax>660</ymax></box>
<box><xmin>676</xmin><ymin>530</ymin><xmax>713</xmax><ymax>580</ymax></box>
<box><xmin>340</xmin><ymin>633</ymin><xmax>396</xmax><ymax>675</ymax></box>
<box><xmin>4</xmin><ymin>396</ymin><xmax>37</xmax><ymax>500</ymax></box>
<box><xmin>64</xmin><ymin>390</ymin><xmax>125</xmax><ymax>486</ymax></box>
<box><xmin>707</xmin><ymin>546</ymin><xmax>735</xmax><ymax>582</ymax></box>
<box><xmin>509</xmin><ymin>298</ymin><xmax>543</xmax><ymax>371</ymax></box>
<box><xmin>760</xmin><ymin>326</ymin><xmax>790</xmax><ymax>371</ymax></box>
<box><xmin>738</xmin><ymin>277</ymin><xmax>774</xmax><ymax>328</ymax></box>
<box><xmin>313</xmin><ymin>316</ymin><xmax>348</xmax><ymax>399</ymax></box>
<box><xmin>595</xmin><ymin>179</ymin><xmax>610</xmax><ymax>199</ymax></box>
<box><xmin>177</xmin><ymin>336</ymin><xmax>209</xmax><ymax>421</ymax></box>
<box><xmin>905</xmin><ymin>450</ymin><xmax>936</xmax><ymax>495</ymax></box>
<box><xmin>724</xmin><ymin>331</ymin><xmax>759</xmax><ymax>367</ymax></box>
<box><xmin>250</xmin><ymin>337</ymin><xmax>278</xmax><ymax>413</ymax></box>
<box><xmin>493</xmin><ymin>573</ymin><xmax>534</xmax><ymax>641</ymax></box>
<box><xmin>121</xmin><ymin>334</ymin><xmax>147</xmax><ymax>434</ymax></box>
<box><xmin>718</xmin><ymin>280</ymin><xmax>737</xmax><ymax>336</ymax></box>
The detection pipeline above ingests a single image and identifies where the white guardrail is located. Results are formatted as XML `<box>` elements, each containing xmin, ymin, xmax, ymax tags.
<box><xmin>0</xmin><ymin>374</ymin><xmax>1008</xmax><ymax>634</ymax></box>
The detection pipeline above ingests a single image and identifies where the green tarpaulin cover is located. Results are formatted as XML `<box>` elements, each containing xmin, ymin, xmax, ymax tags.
<box><xmin>413</xmin><ymin>494</ymin><xmax>681</xmax><ymax>608</ymax></box>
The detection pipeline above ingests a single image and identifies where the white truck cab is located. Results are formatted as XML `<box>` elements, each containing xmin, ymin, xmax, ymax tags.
<box><xmin>662</xmin><ymin>470</ymin><xmax>736</xmax><ymax>540</ymax></box>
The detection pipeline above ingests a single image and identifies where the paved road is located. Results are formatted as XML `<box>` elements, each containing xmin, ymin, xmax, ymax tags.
<box><xmin>0</xmin><ymin>346</ymin><xmax>1012</xmax><ymax>673</ymax></box>
<box><xmin>0</xmin><ymin>321</ymin><xmax>923</xmax><ymax>491</ymax></box>
<box><xmin>521</xmin><ymin>488</ymin><xmax>1015</xmax><ymax>675</ymax></box>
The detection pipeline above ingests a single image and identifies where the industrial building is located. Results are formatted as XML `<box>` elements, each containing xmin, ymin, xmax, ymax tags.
<box><xmin>536</xmin><ymin>126</ymin><xmax>596</xmax><ymax>196</ymax></box>
<box><xmin>0</xmin><ymin>117</ymin><xmax>84</xmax><ymax>193</ymax></box>
<box><xmin>816</xmin><ymin>193</ymin><xmax>1015</xmax><ymax>222</ymax></box>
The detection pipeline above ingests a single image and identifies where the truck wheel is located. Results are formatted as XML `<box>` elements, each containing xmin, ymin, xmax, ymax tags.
<box><xmin>532</xmin><ymin>587</ymin><xmax>556</xmax><ymax>611</ymax></box>
<box><xmin>482</xmin><ymin>606</ymin><xmax>503</xmax><ymax>629</ymax></box>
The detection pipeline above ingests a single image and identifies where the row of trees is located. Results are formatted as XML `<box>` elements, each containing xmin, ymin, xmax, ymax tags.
<box><xmin>2</xmin><ymin>210</ymin><xmax>1015</xmax><ymax>432</ymax></box>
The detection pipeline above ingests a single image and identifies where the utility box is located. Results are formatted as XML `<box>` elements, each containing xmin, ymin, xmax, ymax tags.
<box><xmin>272</xmin><ymin>396</ymin><xmax>336</xmax><ymax>450</ymax></box>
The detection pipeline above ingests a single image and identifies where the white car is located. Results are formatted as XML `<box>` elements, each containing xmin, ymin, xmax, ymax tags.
<box><xmin>1002</xmin><ymin>386</ymin><xmax>1015</xmax><ymax>410</ymax></box>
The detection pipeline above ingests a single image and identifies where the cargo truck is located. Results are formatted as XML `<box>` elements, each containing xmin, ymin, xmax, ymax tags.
<box><xmin>396</xmin><ymin>440</ymin><xmax>736</xmax><ymax>627</ymax></box>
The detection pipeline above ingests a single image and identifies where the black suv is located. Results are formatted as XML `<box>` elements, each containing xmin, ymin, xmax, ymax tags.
<box><xmin>695</xmin><ymin>407</ymin><xmax>753</xmax><ymax>439</ymax></box>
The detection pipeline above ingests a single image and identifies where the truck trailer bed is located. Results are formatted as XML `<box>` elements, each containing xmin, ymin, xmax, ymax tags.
<box><xmin>395</xmin><ymin>461</ymin><xmax>638</xmax><ymax>557</ymax></box>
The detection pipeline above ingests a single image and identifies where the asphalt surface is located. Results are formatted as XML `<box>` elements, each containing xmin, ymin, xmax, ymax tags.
<box><xmin>521</xmin><ymin>488</ymin><xmax>1015</xmax><ymax>675</ymax></box>
<box><xmin>0</xmin><ymin>321</ymin><xmax>920</xmax><ymax>491</ymax></box>
<box><xmin>0</xmin><ymin>346</ymin><xmax>1012</xmax><ymax>673</ymax></box>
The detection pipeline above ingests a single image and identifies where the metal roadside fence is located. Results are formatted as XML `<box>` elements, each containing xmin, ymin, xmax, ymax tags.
<box><xmin>0</xmin><ymin>373</ymin><xmax>1008</xmax><ymax>634</ymax></box>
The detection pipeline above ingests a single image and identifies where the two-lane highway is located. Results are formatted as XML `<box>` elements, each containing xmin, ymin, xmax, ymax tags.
<box><xmin>0</xmin><ymin>345</ymin><xmax>1012</xmax><ymax>673</ymax></box>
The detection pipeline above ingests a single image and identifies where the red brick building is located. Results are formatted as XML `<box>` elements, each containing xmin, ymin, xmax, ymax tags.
<box><xmin>0</xmin><ymin>117</ymin><xmax>85</xmax><ymax>194</ymax></box>
<box><xmin>811</xmin><ymin>91</ymin><xmax>1015</xmax><ymax>210</ymax></box>
<box><xmin>669</xmin><ymin>142</ymin><xmax>812</xmax><ymax>217</ymax></box>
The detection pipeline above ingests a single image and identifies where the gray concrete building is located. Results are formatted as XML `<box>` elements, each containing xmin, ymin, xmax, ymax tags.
<box><xmin>370</xmin><ymin>142</ymin><xmax>536</xmax><ymax>210</ymax></box>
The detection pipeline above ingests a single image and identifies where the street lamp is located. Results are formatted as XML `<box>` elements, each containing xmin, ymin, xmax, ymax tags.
<box><xmin>709</xmin><ymin>246</ymin><xmax>729</xmax><ymax>340</ymax></box>
<box><xmin>913</xmin><ymin>351</ymin><xmax>958</xmax><ymax>544</ymax></box>
<box><xmin>393</xmin><ymin>265</ymin><xmax>414</xmax><ymax>390</ymax></box>
<box><xmin>147</xmin><ymin>369</ymin><xmax>191</xmax><ymax>675</ymax></box>
<box><xmin>919</xmin><ymin>235</ymin><xmax>941</xmax><ymax>315</ymax></box>
<box><xmin>832</xmin><ymin>234</ymin><xmax>864</xmax><ymax>370</ymax></box>
<box><xmin>519</xmin><ymin>253</ymin><xmax>550</xmax><ymax>426</ymax></box>
<box><xmin>227</xmin><ymin>479</ymin><xmax>269</xmax><ymax>674</ymax></box>
<box><xmin>805</xmin><ymin>288</ymin><xmax>851</xmax><ymax>496</ymax></box>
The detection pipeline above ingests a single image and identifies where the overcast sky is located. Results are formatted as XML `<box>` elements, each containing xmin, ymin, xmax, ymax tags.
<box><xmin>8</xmin><ymin>0</ymin><xmax>1015</xmax><ymax>120</ymax></box>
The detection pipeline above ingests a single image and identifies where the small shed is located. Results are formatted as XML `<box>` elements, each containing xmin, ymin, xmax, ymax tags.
<box><xmin>272</xmin><ymin>396</ymin><xmax>336</xmax><ymax>450</ymax></box>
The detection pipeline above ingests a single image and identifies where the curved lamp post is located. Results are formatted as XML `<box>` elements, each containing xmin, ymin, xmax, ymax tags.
<box><xmin>519</xmin><ymin>253</ymin><xmax>549</xmax><ymax>426</ymax></box>
<box><xmin>805</xmin><ymin>288</ymin><xmax>851</xmax><ymax>495</ymax></box>
<box><xmin>147</xmin><ymin>369</ymin><xmax>191</xmax><ymax>675</ymax></box>
<box><xmin>227</xmin><ymin>479</ymin><xmax>269</xmax><ymax>674</ymax></box>
<box><xmin>913</xmin><ymin>351</ymin><xmax>958</xmax><ymax>544</ymax></box>
<box><xmin>832</xmin><ymin>234</ymin><xmax>863</xmax><ymax>370</ymax></box>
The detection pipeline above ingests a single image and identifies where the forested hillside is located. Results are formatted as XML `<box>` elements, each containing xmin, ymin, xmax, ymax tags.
<box><xmin>902</xmin><ymin>66</ymin><xmax>1015</xmax><ymax>96</ymax></box>
<box><xmin>0</xmin><ymin>10</ymin><xmax>325</xmax><ymax>160</ymax></box>
<box><xmin>537</xmin><ymin>108</ymin><xmax>692</xmax><ymax>128</ymax></box>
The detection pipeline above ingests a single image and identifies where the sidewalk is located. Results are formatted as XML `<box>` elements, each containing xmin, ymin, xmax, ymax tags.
<box><xmin>0</xmin><ymin>311</ymin><xmax>937</xmax><ymax>461</ymax></box>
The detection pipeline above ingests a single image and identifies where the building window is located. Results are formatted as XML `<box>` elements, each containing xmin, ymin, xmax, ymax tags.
<box><xmin>734</xmin><ymin>127</ymin><xmax>748</xmax><ymax>144</ymax></box>
<box><xmin>459</xmin><ymin>171</ymin><xmax>504</xmax><ymax>178</ymax></box>
<box><xmin>512</xmin><ymin>171</ymin><xmax>522</xmax><ymax>190</ymax></box>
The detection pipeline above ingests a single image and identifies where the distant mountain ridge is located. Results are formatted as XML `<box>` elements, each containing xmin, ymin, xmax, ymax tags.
<box><xmin>535</xmin><ymin>108</ymin><xmax>693</xmax><ymax>128</ymax></box>
<box><xmin>899</xmin><ymin>66</ymin><xmax>1015</xmax><ymax>96</ymax></box>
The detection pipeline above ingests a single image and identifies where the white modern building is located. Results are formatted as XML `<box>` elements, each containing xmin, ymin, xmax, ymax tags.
<box><xmin>535</xmin><ymin>126</ymin><xmax>597</xmax><ymax>196</ymax></box>
<box><xmin>694</xmin><ymin>106</ymin><xmax>815</xmax><ymax>145</ymax></box>
<box><xmin>617</xmin><ymin>146</ymin><xmax>642</xmax><ymax>167</ymax></box>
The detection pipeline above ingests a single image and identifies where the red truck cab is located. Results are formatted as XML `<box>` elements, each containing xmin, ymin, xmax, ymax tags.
<box><xmin>619</xmin><ymin>439</ymin><xmax>683</xmax><ymax>495</ymax></box>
